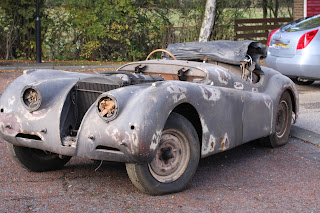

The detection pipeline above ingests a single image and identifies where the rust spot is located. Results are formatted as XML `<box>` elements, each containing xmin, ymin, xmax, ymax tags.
<box><xmin>225</xmin><ymin>137</ymin><xmax>229</xmax><ymax>148</ymax></box>
<box><xmin>234</xmin><ymin>82</ymin><xmax>243</xmax><ymax>89</ymax></box>
<box><xmin>204</xmin><ymin>88</ymin><xmax>212</xmax><ymax>99</ymax></box>
<box><xmin>219</xmin><ymin>134</ymin><xmax>230</xmax><ymax>151</ymax></box>
<box><xmin>219</xmin><ymin>70</ymin><xmax>229</xmax><ymax>83</ymax></box>
<box><xmin>219</xmin><ymin>137</ymin><xmax>225</xmax><ymax>151</ymax></box>
<box><xmin>210</xmin><ymin>141</ymin><xmax>214</xmax><ymax>149</ymax></box>
<box><xmin>99</xmin><ymin>98</ymin><xmax>115</xmax><ymax>117</ymax></box>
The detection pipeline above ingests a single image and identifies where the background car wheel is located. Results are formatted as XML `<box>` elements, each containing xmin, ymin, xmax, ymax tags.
<box><xmin>6</xmin><ymin>143</ymin><xmax>71</xmax><ymax>172</ymax></box>
<box><xmin>260</xmin><ymin>91</ymin><xmax>292</xmax><ymax>147</ymax></box>
<box><xmin>126</xmin><ymin>112</ymin><xmax>200</xmax><ymax>195</ymax></box>
<box><xmin>292</xmin><ymin>78</ymin><xmax>314</xmax><ymax>85</ymax></box>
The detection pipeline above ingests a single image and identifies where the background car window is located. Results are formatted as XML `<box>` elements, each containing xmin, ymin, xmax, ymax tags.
<box><xmin>284</xmin><ymin>15</ymin><xmax>320</xmax><ymax>32</ymax></box>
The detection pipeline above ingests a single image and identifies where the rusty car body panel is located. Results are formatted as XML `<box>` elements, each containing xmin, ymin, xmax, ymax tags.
<box><xmin>0</xmin><ymin>41</ymin><xmax>299</xmax><ymax>164</ymax></box>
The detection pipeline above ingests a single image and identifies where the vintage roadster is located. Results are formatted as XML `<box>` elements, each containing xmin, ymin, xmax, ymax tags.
<box><xmin>0</xmin><ymin>41</ymin><xmax>298</xmax><ymax>195</ymax></box>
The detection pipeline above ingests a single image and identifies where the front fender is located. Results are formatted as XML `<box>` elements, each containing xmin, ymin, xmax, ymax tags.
<box><xmin>76</xmin><ymin>80</ymin><xmax>204</xmax><ymax>162</ymax></box>
<box><xmin>0</xmin><ymin>69</ymin><xmax>92</xmax><ymax>155</ymax></box>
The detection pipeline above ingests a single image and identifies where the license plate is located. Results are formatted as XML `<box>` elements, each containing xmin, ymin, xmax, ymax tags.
<box><xmin>272</xmin><ymin>40</ymin><xmax>290</xmax><ymax>49</ymax></box>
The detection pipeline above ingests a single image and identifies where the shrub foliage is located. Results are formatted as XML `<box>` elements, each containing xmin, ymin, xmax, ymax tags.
<box><xmin>0</xmin><ymin>0</ymin><xmax>292</xmax><ymax>61</ymax></box>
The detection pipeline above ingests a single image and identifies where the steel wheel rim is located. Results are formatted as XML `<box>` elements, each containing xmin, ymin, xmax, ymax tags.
<box><xmin>149</xmin><ymin>129</ymin><xmax>190</xmax><ymax>183</ymax></box>
<box><xmin>276</xmin><ymin>100</ymin><xmax>289</xmax><ymax>138</ymax></box>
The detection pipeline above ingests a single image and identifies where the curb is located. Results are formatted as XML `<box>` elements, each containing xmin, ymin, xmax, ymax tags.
<box><xmin>290</xmin><ymin>125</ymin><xmax>320</xmax><ymax>146</ymax></box>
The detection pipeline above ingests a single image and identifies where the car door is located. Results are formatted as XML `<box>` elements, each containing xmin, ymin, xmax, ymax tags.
<box><xmin>241</xmin><ymin>83</ymin><xmax>273</xmax><ymax>143</ymax></box>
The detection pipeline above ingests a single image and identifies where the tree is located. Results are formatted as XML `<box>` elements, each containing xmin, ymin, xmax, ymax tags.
<box><xmin>199</xmin><ymin>0</ymin><xmax>216</xmax><ymax>42</ymax></box>
<box><xmin>261</xmin><ymin>0</ymin><xmax>292</xmax><ymax>18</ymax></box>
<box><xmin>0</xmin><ymin>0</ymin><xmax>37</xmax><ymax>59</ymax></box>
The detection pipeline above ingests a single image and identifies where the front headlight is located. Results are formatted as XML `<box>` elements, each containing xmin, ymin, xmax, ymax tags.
<box><xmin>21</xmin><ymin>86</ymin><xmax>42</xmax><ymax>112</ymax></box>
<box><xmin>97</xmin><ymin>95</ymin><xmax>118</xmax><ymax>121</ymax></box>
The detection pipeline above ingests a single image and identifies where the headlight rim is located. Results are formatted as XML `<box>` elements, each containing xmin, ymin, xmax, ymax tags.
<box><xmin>96</xmin><ymin>94</ymin><xmax>119</xmax><ymax>122</ymax></box>
<box><xmin>20</xmin><ymin>86</ymin><xmax>42</xmax><ymax>112</ymax></box>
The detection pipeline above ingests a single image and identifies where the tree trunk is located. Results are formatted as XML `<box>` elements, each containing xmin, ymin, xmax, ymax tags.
<box><xmin>262</xmin><ymin>0</ymin><xmax>268</xmax><ymax>19</ymax></box>
<box><xmin>274</xmin><ymin>0</ymin><xmax>279</xmax><ymax>18</ymax></box>
<box><xmin>6</xmin><ymin>36</ymin><xmax>10</xmax><ymax>60</ymax></box>
<box><xmin>199</xmin><ymin>0</ymin><xmax>216</xmax><ymax>42</ymax></box>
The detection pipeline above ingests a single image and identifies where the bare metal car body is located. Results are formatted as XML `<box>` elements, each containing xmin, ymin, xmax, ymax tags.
<box><xmin>0</xmin><ymin>41</ymin><xmax>298</xmax><ymax>195</ymax></box>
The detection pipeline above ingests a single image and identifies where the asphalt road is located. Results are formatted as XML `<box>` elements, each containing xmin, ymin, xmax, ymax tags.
<box><xmin>0</xmin><ymin>71</ymin><xmax>320</xmax><ymax>212</ymax></box>
<box><xmin>294</xmin><ymin>82</ymin><xmax>320</xmax><ymax>135</ymax></box>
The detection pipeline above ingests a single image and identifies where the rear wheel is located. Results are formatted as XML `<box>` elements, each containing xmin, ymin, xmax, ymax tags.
<box><xmin>126</xmin><ymin>113</ymin><xmax>200</xmax><ymax>195</ymax></box>
<box><xmin>7</xmin><ymin>143</ymin><xmax>71</xmax><ymax>172</ymax></box>
<box><xmin>260</xmin><ymin>91</ymin><xmax>292</xmax><ymax>147</ymax></box>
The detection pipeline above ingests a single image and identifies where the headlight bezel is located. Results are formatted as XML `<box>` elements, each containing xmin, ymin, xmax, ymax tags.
<box><xmin>96</xmin><ymin>94</ymin><xmax>119</xmax><ymax>122</ymax></box>
<box><xmin>20</xmin><ymin>86</ymin><xmax>42</xmax><ymax>112</ymax></box>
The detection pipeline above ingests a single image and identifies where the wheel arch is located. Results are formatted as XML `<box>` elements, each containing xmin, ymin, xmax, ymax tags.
<box><xmin>285</xmin><ymin>88</ymin><xmax>298</xmax><ymax>122</ymax></box>
<box><xmin>172</xmin><ymin>103</ymin><xmax>203</xmax><ymax>149</ymax></box>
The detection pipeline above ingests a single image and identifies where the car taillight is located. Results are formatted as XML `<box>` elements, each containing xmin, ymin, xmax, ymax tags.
<box><xmin>296</xmin><ymin>29</ymin><xmax>319</xmax><ymax>49</ymax></box>
<box><xmin>267</xmin><ymin>28</ymin><xmax>279</xmax><ymax>47</ymax></box>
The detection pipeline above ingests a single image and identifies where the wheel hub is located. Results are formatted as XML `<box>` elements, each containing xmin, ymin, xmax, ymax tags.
<box><xmin>276</xmin><ymin>100</ymin><xmax>289</xmax><ymax>138</ymax></box>
<box><xmin>149</xmin><ymin>130</ymin><xmax>190</xmax><ymax>183</ymax></box>
<box><xmin>159</xmin><ymin>147</ymin><xmax>174</xmax><ymax>164</ymax></box>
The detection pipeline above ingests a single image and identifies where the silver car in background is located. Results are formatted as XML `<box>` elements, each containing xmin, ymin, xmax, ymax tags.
<box><xmin>264</xmin><ymin>14</ymin><xmax>320</xmax><ymax>85</ymax></box>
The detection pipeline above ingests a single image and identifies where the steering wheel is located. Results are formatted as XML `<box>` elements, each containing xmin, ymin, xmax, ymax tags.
<box><xmin>146</xmin><ymin>49</ymin><xmax>177</xmax><ymax>61</ymax></box>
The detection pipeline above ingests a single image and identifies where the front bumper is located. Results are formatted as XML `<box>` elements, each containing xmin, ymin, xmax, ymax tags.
<box><xmin>0</xmin><ymin>109</ymin><xmax>135</xmax><ymax>163</ymax></box>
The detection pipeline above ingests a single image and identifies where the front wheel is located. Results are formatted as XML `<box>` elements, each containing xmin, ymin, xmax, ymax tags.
<box><xmin>260</xmin><ymin>91</ymin><xmax>292</xmax><ymax>147</ymax></box>
<box><xmin>7</xmin><ymin>143</ymin><xmax>71</xmax><ymax>172</ymax></box>
<box><xmin>126</xmin><ymin>113</ymin><xmax>200</xmax><ymax>195</ymax></box>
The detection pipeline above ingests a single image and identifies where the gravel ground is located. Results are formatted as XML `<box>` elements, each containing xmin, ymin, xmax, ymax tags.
<box><xmin>0</xmin><ymin>136</ymin><xmax>319</xmax><ymax>212</ymax></box>
<box><xmin>0</xmin><ymin>71</ymin><xmax>320</xmax><ymax>212</ymax></box>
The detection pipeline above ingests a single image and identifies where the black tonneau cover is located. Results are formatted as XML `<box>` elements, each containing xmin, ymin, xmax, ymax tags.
<box><xmin>167</xmin><ymin>40</ymin><xmax>267</xmax><ymax>69</ymax></box>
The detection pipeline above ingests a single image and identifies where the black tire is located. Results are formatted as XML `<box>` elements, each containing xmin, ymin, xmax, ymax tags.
<box><xmin>260</xmin><ymin>91</ymin><xmax>292</xmax><ymax>147</ymax></box>
<box><xmin>126</xmin><ymin>113</ymin><xmax>200</xmax><ymax>195</ymax></box>
<box><xmin>7</xmin><ymin>143</ymin><xmax>71</xmax><ymax>172</ymax></box>
<box><xmin>292</xmin><ymin>78</ymin><xmax>314</xmax><ymax>85</ymax></box>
